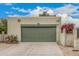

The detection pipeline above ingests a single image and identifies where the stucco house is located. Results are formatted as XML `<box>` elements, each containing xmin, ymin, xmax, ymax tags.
<box><xmin>7</xmin><ymin>16</ymin><xmax>61</xmax><ymax>44</ymax></box>
<box><xmin>7</xmin><ymin>15</ymin><xmax>79</xmax><ymax>50</ymax></box>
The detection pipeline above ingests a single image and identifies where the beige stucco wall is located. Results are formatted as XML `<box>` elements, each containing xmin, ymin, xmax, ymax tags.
<box><xmin>7</xmin><ymin>18</ymin><xmax>21</xmax><ymax>41</ymax></box>
<box><xmin>7</xmin><ymin>16</ymin><xmax>61</xmax><ymax>42</ymax></box>
<box><xmin>60</xmin><ymin>29</ymin><xmax>66</xmax><ymax>46</ymax></box>
<box><xmin>66</xmin><ymin>34</ymin><xmax>74</xmax><ymax>46</ymax></box>
<box><xmin>60</xmin><ymin>29</ymin><xmax>75</xmax><ymax>46</ymax></box>
<box><xmin>73</xmin><ymin>28</ymin><xmax>79</xmax><ymax>49</ymax></box>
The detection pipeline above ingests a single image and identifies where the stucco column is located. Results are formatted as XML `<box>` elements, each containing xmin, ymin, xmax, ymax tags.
<box><xmin>57</xmin><ymin>23</ymin><xmax>62</xmax><ymax>45</ymax></box>
<box><xmin>65</xmin><ymin>33</ymin><xmax>74</xmax><ymax>47</ymax></box>
<box><xmin>73</xmin><ymin>28</ymin><xmax>79</xmax><ymax>50</ymax></box>
<box><xmin>60</xmin><ymin>29</ymin><xmax>66</xmax><ymax>46</ymax></box>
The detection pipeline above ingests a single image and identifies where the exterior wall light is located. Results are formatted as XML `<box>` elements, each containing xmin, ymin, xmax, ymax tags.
<box><xmin>18</xmin><ymin>19</ymin><xmax>21</xmax><ymax>23</ymax></box>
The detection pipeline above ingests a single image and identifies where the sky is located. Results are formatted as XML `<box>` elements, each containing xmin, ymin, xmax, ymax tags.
<box><xmin>0</xmin><ymin>3</ymin><xmax>79</xmax><ymax>18</ymax></box>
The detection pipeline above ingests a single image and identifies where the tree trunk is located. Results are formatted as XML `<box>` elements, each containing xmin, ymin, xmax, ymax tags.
<box><xmin>2</xmin><ymin>31</ymin><xmax>4</xmax><ymax>42</ymax></box>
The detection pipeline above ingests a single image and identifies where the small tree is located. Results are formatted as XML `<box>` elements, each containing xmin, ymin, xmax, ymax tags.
<box><xmin>0</xmin><ymin>19</ymin><xmax>7</xmax><ymax>42</ymax></box>
<box><xmin>1</xmin><ymin>19</ymin><xmax>7</xmax><ymax>34</ymax></box>
<box><xmin>61</xmin><ymin>23</ymin><xmax>74</xmax><ymax>34</ymax></box>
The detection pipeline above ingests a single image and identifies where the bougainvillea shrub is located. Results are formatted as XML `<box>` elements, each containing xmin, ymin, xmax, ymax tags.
<box><xmin>61</xmin><ymin>23</ymin><xmax>74</xmax><ymax>34</ymax></box>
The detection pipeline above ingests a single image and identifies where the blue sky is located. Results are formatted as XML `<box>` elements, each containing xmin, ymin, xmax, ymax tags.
<box><xmin>0</xmin><ymin>3</ymin><xmax>79</xmax><ymax>18</ymax></box>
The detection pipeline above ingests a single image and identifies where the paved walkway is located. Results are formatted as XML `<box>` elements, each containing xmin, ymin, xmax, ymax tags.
<box><xmin>59</xmin><ymin>45</ymin><xmax>79</xmax><ymax>56</ymax></box>
<box><xmin>0</xmin><ymin>42</ymin><xmax>63</xmax><ymax>56</ymax></box>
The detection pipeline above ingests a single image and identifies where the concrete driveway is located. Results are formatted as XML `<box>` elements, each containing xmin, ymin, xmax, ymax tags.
<box><xmin>0</xmin><ymin>42</ymin><xmax>63</xmax><ymax>56</ymax></box>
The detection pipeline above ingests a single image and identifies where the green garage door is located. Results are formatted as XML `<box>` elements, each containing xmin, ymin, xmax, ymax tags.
<box><xmin>21</xmin><ymin>25</ymin><xmax>56</xmax><ymax>42</ymax></box>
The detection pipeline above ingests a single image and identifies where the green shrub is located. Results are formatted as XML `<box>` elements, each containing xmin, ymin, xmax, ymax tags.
<box><xmin>5</xmin><ymin>35</ymin><xmax>18</xmax><ymax>44</ymax></box>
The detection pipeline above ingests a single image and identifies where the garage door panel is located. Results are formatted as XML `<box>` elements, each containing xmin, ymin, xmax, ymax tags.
<box><xmin>21</xmin><ymin>26</ymin><xmax>56</xmax><ymax>42</ymax></box>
